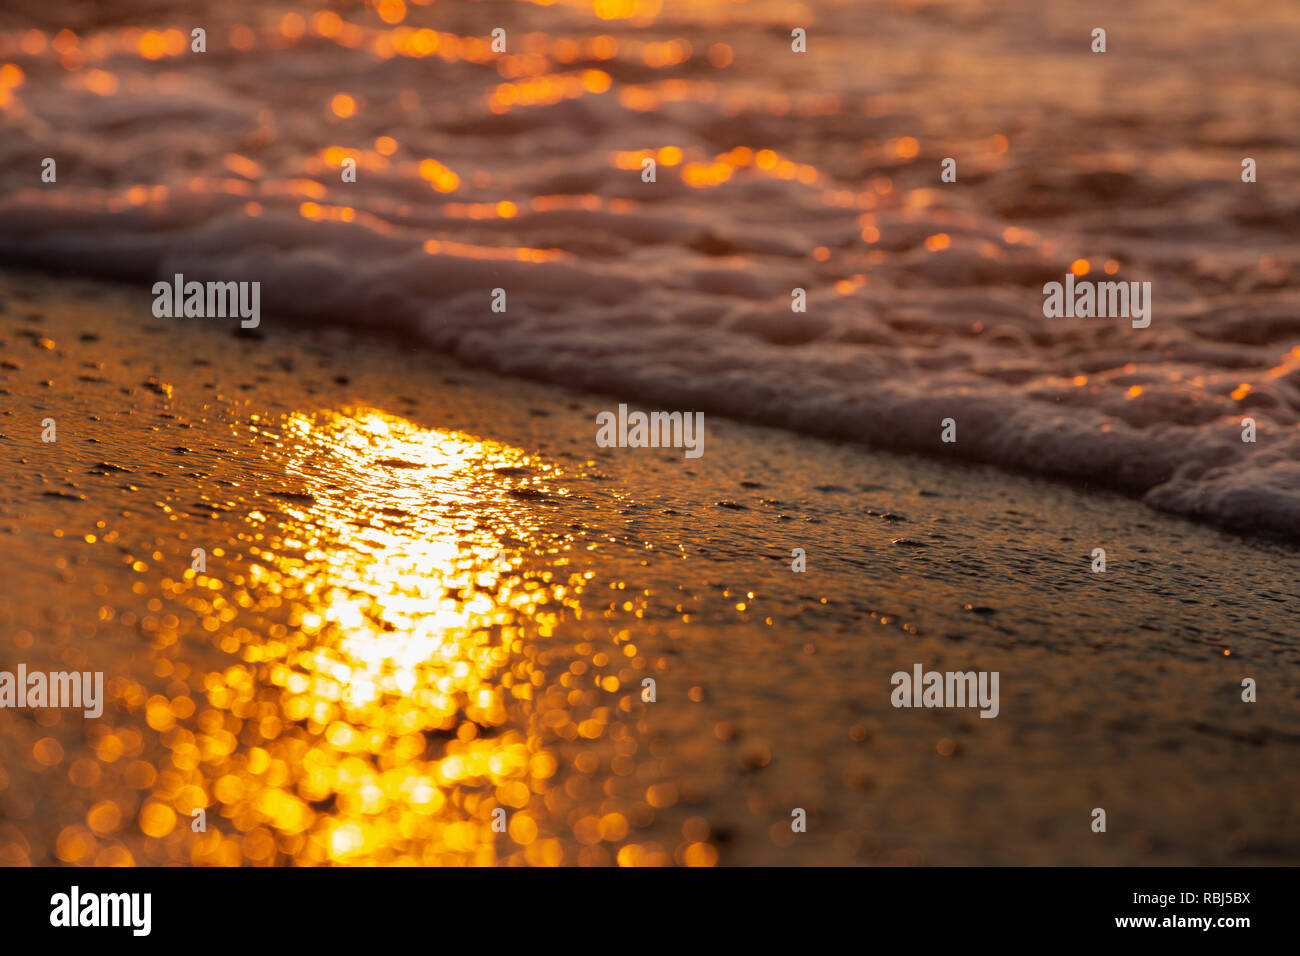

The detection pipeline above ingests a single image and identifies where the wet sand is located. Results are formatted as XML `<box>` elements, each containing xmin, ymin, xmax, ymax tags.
<box><xmin>1</xmin><ymin>269</ymin><xmax>1296</xmax><ymax>866</ymax></box>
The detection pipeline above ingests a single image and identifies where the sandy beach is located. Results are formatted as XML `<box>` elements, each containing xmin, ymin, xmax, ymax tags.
<box><xmin>0</xmin><ymin>0</ymin><xmax>1298</xmax><ymax>871</ymax></box>
<box><xmin>1</xmin><ymin>269</ymin><xmax>1296</xmax><ymax>866</ymax></box>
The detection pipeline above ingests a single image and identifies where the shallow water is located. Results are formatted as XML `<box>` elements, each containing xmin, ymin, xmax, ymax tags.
<box><xmin>1</xmin><ymin>1</ymin><xmax>1299</xmax><ymax>536</ymax></box>
<box><xmin>1</xmin><ymin>271</ymin><xmax>1296</xmax><ymax>865</ymax></box>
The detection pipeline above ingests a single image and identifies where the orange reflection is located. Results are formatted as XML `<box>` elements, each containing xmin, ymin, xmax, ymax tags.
<box><xmin>139</xmin><ymin>408</ymin><xmax>654</xmax><ymax>864</ymax></box>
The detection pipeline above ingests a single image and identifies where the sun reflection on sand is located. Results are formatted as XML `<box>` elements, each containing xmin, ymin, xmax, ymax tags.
<box><xmin>139</xmin><ymin>408</ymin><xmax>659</xmax><ymax>865</ymax></box>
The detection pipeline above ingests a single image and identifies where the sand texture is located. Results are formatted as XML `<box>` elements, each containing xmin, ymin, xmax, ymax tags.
<box><xmin>0</xmin><ymin>272</ymin><xmax>1296</xmax><ymax>866</ymax></box>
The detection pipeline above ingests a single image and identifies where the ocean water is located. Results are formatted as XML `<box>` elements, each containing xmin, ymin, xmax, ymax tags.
<box><xmin>1</xmin><ymin>0</ymin><xmax>1299</xmax><ymax>538</ymax></box>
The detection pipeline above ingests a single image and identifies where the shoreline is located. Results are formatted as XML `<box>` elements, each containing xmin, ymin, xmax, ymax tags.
<box><xmin>7</xmin><ymin>267</ymin><xmax>1300</xmax><ymax>548</ymax></box>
